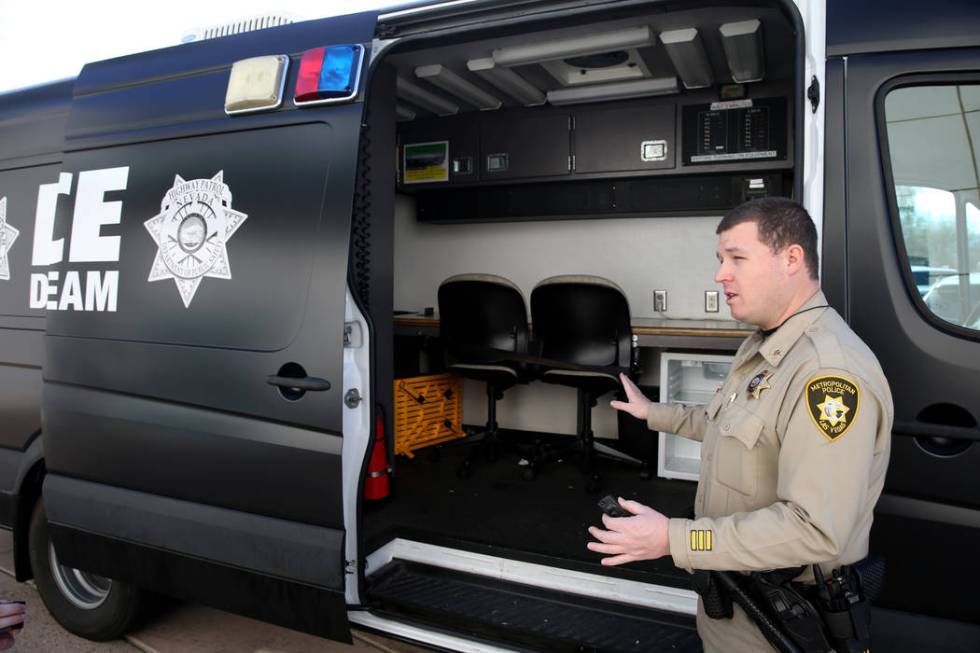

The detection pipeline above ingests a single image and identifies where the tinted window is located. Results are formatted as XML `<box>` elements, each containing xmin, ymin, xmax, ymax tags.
<box><xmin>885</xmin><ymin>84</ymin><xmax>980</xmax><ymax>331</ymax></box>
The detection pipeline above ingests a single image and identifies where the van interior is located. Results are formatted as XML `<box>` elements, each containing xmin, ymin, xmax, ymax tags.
<box><xmin>356</xmin><ymin>0</ymin><xmax>801</xmax><ymax>645</ymax></box>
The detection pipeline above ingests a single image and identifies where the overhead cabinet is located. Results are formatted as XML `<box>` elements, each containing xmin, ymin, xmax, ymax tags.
<box><xmin>573</xmin><ymin>103</ymin><xmax>676</xmax><ymax>173</ymax></box>
<box><xmin>398</xmin><ymin>97</ymin><xmax>788</xmax><ymax>187</ymax></box>
<box><xmin>400</xmin><ymin>114</ymin><xmax>478</xmax><ymax>186</ymax></box>
<box><xmin>480</xmin><ymin>110</ymin><xmax>572</xmax><ymax>180</ymax></box>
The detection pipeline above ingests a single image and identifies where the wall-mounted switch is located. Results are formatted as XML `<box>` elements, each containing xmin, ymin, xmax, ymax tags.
<box><xmin>654</xmin><ymin>290</ymin><xmax>668</xmax><ymax>313</ymax></box>
<box><xmin>705</xmin><ymin>290</ymin><xmax>719</xmax><ymax>313</ymax></box>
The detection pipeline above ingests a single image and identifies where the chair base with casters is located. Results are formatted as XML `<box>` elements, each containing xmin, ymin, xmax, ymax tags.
<box><xmin>523</xmin><ymin>370</ymin><xmax>644</xmax><ymax>493</ymax></box>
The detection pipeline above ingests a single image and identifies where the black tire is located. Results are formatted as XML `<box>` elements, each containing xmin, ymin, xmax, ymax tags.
<box><xmin>28</xmin><ymin>499</ymin><xmax>142</xmax><ymax>641</ymax></box>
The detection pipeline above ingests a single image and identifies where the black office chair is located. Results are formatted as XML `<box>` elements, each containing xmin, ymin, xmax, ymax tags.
<box><xmin>438</xmin><ymin>274</ymin><xmax>530</xmax><ymax>477</ymax></box>
<box><xmin>529</xmin><ymin>274</ymin><xmax>639</xmax><ymax>491</ymax></box>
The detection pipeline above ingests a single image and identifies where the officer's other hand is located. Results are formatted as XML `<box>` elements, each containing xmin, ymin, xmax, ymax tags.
<box><xmin>0</xmin><ymin>600</ymin><xmax>25</xmax><ymax>651</ymax></box>
<box><xmin>587</xmin><ymin>498</ymin><xmax>670</xmax><ymax>565</ymax></box>
<box><xmin>610</xmin><ymin>373</ymin><xmax>651</xmax><ymax>420</ymax></box>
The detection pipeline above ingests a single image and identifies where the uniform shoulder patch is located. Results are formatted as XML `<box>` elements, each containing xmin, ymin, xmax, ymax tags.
<box><xmin>805</xmin><ymin>375</ymin><xmax>859</xmax><ymax>441</ymax></box>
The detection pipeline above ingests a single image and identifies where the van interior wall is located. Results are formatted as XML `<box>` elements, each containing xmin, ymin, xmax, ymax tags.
<box><xmin>393</xmin><ymin>193</ymin><xmax>727</xmax><ymax>436</ymax></box>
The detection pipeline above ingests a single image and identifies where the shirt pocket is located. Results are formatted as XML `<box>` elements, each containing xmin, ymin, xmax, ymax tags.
<box><xmin>714</xmin><ymin>404</ymin><xmax>765</xmax><ymax>497</ymax></box>
<box><xmin>705</xmin><ymin>389</ymin><xmax>725</xmax><ymax>421</ymax></box>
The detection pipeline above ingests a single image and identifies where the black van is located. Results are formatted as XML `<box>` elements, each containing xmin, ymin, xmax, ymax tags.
<box><xmin>0</xmin><ymin>0</ymin><xmax>979</xmax><ymax>650</ymax></box>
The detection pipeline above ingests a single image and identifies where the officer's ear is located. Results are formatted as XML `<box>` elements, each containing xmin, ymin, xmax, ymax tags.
<box><xmin>784</xmin><ymin>243</ymin><xmax>806</xmax><ymax>276</ymax></box>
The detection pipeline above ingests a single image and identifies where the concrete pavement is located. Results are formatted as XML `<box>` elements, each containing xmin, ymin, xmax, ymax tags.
<box><xmin>0</xmin><ymin>531</ymin><xmax>431</xmax><ymax>653</ymax></box>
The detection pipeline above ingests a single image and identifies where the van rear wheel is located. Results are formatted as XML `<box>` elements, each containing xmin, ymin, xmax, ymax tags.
<box><xmin>28</xmin><ymin>499</ymin><xmax>142</xmax><ymax>641</ymax></box>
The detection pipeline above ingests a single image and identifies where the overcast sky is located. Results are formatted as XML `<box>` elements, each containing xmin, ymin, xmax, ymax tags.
<box><xmin>0</xmin><ymin>0</ymin><xmax>415</xmax><ymax>93</ymax></box>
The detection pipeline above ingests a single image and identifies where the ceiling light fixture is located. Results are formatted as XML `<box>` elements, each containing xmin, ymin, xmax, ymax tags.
<box><xmin>395</xmin><ymin>77</ymin><xmax>458</xmax><ymax>116</ymax></box>
<box><xmin>415</xmin><ymin>64</ymin><xmax>502</xmax><ymax>110</ymax></box>
<box><xmin>396</xmin><ymin>104</ymin><xmax>417</xmax><ymax>121</ymax></box>
<box><xmin>719</xmin><ymin>19</ymin><xmax>765</xmax><ymax>83</ymax></box>
<box><xmin>467</xmin><ymin>58</ymin><xmax>545</xmax><ymax>106</ymax></box>
<box><xmin>492</xmin><ymin>26</ymin><xmax>656</xmax><ymax>67</ymax></box>
<box><xmin>659</xmin><ymin>28</ymin><xmax>713</xmax><ymax>90</ymax></box>
<box><xmin>546</xmin><ymin>76</ymin><xmax>679</xmax><ymax>106</ymax></box>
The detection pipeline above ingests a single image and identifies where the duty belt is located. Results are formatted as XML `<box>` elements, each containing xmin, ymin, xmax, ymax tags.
<box><xmin>691</xmin><ymin>556</ymin><xmax>884</xmax><ymax>653</ymax></box>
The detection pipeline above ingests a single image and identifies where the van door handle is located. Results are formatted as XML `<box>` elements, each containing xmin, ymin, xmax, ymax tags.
<box><xmin>893</xmin><ymin>419</ymin><xmax>980</xmax><ymax>442</ymax></box>
<box><xmin>267</xmin><ymin>375</ymin><xmax>332</xmax><ymax>391</ymax></box>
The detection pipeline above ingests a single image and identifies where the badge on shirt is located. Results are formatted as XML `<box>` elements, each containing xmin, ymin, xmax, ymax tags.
<box><xmin>806</xmin><ymin>375</ymin><xmax>859</xmax><ymax>441</ymax></box>
<box><xmin>747</xmin><ymin>370</ymin><xmax>772</xmax><ymax>399</ymax></box>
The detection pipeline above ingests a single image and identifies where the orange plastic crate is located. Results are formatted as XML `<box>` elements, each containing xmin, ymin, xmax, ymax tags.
<box><xmin>393</xmin><ymin>373</ymin><xmax>464</xmax><ymax>458</ymax></box>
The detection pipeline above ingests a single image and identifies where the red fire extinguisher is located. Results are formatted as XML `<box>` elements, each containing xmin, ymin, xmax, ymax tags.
<box><xmin>364</xmin><ymin>414</ymin><xmax>390</xmax><ymax>500</ymax></box>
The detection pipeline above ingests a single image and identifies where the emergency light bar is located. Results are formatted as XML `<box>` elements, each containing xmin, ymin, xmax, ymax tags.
<box><xmin>294</xmin><ymin>44</ymin><xmax>364</xmax><ymax>106</ymax></box>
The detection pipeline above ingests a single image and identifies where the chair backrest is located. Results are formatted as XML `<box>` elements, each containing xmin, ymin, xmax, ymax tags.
<box><xmin>530</xmin><ymin>275</ymin><xmax>632</xmax><ymax>368</ymax></box>
<box><xmin>438</xmin><ymin>274</ymin><xmax>529</xmax><ymax>360</ymax></box>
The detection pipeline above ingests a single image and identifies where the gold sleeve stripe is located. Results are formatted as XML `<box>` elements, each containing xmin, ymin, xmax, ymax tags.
<box><xmin>690</xmin><ymin>529</ymin><xmax>714</xmax><ymax>551</ymax></box>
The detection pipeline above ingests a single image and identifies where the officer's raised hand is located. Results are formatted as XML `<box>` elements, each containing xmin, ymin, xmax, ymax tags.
<box><xmin>587</xmin><ymin>498</ymin><xmax>670</xmax><ymax>565</ymax></box>
<box><xmin>609</xmin><ymin>373</ymin><xmax>650</xmax><ymax>420</ymax></box>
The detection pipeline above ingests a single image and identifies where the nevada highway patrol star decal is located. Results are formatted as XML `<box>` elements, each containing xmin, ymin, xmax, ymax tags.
<box><xmin>0</xmin><ymin>197</ymin><xmax>20</xmax><ymax>281</ymax></box>
<box><xmin>806</xmin><ymin>375</ymin><xmax>859</xmax><ymax>441</ymax></box>
<box><xmin>145</xmin><ymin>172</ymin><xmax>247</xmax><ymax>307</ymax></box>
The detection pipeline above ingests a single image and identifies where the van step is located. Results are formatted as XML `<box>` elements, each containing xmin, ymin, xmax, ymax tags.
<box><xmin>367</xmin><ymin>560</ymin><xmax>702</xmax><ymax>653</ymax></box>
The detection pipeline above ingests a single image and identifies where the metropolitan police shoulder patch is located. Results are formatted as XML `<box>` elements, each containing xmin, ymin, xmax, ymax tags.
<box><xmin>805</xmin><ymin>375</ymin><xmax>859</xmax><ymax>441</ymax></box>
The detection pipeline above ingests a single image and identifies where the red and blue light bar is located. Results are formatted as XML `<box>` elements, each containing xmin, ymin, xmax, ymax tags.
<box><xmin>294</xmin><ymin>44</ymin><xmax>364</xmax><ymax>106</ymax></box>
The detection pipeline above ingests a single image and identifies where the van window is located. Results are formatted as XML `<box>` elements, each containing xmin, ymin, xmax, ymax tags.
<box><xmin>884</xmin><ymin>83</ymin><xmax>980</xmax><ymax>332</ymax></box>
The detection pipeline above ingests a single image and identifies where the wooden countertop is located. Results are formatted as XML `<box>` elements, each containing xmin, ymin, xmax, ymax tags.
<box><xmin>394</xmin><ymin>313</ymin><xmax>754</xmax><ymax>339</ymax></box>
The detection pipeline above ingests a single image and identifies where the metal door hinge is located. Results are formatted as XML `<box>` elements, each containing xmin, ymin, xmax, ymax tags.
<box><xmin>344</xmin><ymin>321</ymin><xmax>363</xmax><ymax>348</ymax></box>
<box><xmin>345</xmin><ymin>559</ymin><xmax>359</xmax><ymax>574</ymax></box>
<box><xmin>807</xmin><ymin>75</ymin><xmax>820</xmax><ymax>114</ymax></box>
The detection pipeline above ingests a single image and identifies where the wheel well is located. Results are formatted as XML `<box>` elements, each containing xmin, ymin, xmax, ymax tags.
<box><xmin>14</xmin><ymin>460</ymin><xmax>45</xmax><ymax>582</ymax></box>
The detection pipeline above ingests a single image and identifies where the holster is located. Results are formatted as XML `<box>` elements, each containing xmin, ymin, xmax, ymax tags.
<box><xmin>819</xmin><ymin>600</ymin><xmax>871</xmax><ymax>653</ymax></box>
<box><xmin>809</xmin><ymin>556</ymin><xmax>883</xmax><ymax>653</ymax></box>
<box><xmin>749</xmin><ymin>571</ymin><xmax>833</xmax><ymax>653</ymax></box>
<box><xmin>691</xmin><ymin>570</ymin><xmax>733</xmax><ymax>619</ymax></box>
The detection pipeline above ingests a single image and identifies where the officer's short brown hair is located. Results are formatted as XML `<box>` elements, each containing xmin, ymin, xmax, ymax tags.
<box><xmin>716</xmin><ymin>197</ymin><xmax>820</xmax><ymax>280</ymax></box>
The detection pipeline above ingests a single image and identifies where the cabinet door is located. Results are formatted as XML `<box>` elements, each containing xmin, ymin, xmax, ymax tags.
<box><xmin>480</xmin><ymin>110</ymin><xmax>570</xmax><ymax>180</ymax></box>
<box><xmin>575</xmin><ymin>102</ymin><xmax>675</xmax><ymax>174</ymax></box>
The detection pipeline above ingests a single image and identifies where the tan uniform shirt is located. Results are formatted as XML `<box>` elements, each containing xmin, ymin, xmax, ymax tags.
<box><xmin>646</xmin><ymin>291</ymin><xmax>893</xmax><ymax>652</ymax></box>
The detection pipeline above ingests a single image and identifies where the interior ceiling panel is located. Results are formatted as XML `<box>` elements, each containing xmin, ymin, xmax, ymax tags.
<box><xmin>389</xmin><ymin>5</ymin><xmax>794</xmax><ymax>116</ymax></box>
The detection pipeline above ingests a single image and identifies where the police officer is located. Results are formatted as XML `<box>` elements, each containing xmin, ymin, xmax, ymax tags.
<box><xmin>589</xmin><ymin>198</ymin><xmax>892</xmax><ymax>652</ymax></box>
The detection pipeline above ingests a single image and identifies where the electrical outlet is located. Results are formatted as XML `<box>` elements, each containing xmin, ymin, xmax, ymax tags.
<box><xmin>705</xmin><ymin>290</ymin><xmax>719</xmax><ymax>313</ymax></box>
<box><xmin>654</xmin><ymin>290</ymin><xmax>668</xmax><ymax>313</ymax></box>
